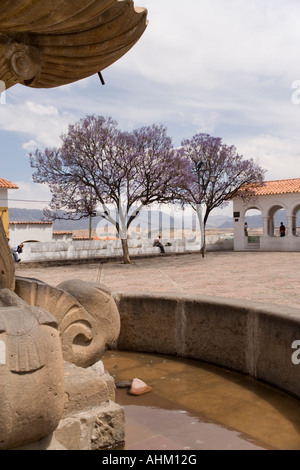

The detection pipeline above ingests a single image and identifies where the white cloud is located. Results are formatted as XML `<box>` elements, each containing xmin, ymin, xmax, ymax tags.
<box><xmin>117</xmin><ymin>0</ymin><xmax>300</xmax><ymax>88</ymax></box>
<box><xmin>22</xmin><ymin>140</ymin><xmax>39</xmax><ymax>152</ymax></box>
<box><xmin>8</xmin><ymin>180</ymin><xmax>52</xmax><ymax>210</ymax></box>
<box><xmin>26</xmin><ymin>101</ymin><xmax>59</xmax><ymax>116</ymax></box>
<box><xmin>0</xmin><ymin>100</ymin><xmax>75</xmax><ymax>148</ymax></box>
<box><xmin>234</xmin><ymin>133</ymin><xmax>300</xmax><ymax>180</ymax></box>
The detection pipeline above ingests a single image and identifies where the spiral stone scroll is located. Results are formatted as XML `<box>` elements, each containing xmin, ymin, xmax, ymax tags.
<box><xmin>15</xmin><ymin>277</ymin><xmax>121</xmax><ymax>368</ymax></box>
<box><xmin>9</xmin><ymin>43</ymin><xmax>40</xmax><ymax>81</ymax></box>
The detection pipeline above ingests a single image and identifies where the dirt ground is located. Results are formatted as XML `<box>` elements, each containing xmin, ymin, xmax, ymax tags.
<box><xmin>16</xmin><ymin>250</ymin><xmax>300</xmax><ymax>310</ymax></box>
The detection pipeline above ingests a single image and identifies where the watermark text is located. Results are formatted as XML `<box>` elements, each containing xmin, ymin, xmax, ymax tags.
<box><xmin>0</xmin><ymin>80</ymin><xmax>6</xmax><ymax>104</ymax></box>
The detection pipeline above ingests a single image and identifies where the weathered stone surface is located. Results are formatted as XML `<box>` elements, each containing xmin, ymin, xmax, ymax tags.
<box><xmin>114</xmin><ymin>292</ymin><xmax>179</xmax><ymax>355</ymax></box>
<box><xmin>14</xmin><ymin>433</ymin><xmax>67</xmax><ymax>451</ymax></box>
<box><xmin>182</xmin><ymin>296</ymin><xmax>250</xmax><ymax>372</ymax></box>
<box><xmin>15</xmin><ymin>278</ymin><xmax>120</xmax><ymax>367</ymax></box>
<box><xmin>87</xmin><ymin>359</ymin><xmax>116</xmax><ymax>401</ymax></box>
<box><xmin>63</xmin><ymin>362</ymin><xmax>110</xmax><ymax>418</ymax></box>
<box><xmin>54</xmin><ymin>400</ymin><xmax>125</xmax><ymax>450</ymax></box>
<box><xmin>0</xmin><ymin>0</ymin><xmax>148</xmax><ymax>90</ymax></box>
<box><xmin>0</xmin><ymin>305</ymin><xmax>65</xmax><ymax>449</ymax></box>
<box><xmin>12</xmin><ymin>360</ymin><xmax>123</xmax><ymax>450</ymax></box>
<box><xmin>0</xmin><ymin>219</ymin><xmax>14</xmax><ymax>290</ymax></box>
<box><xmin>0</xmin><ymin>287</ymin><xmax>27</xmax><ymax>307</ymax></box>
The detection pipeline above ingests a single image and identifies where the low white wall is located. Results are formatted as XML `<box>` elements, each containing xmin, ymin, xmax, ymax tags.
<box><xmin>260</xmin><ymin>235</ymin><xmax>300</xmax><ymax>252</ymax></box>
<box><xmin>18</xmin><ymin>235</ymin><xmax>234</xmax><ymax>263</ymax></box>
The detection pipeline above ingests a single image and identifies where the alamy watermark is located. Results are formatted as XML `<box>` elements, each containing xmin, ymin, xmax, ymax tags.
<box><xmin>0</xmin><ymin>80</ymin><xmax>6</xmax><ymax>104</ymax></box>
<box><xmin>94</xmin><ymin>203</ymin><xmax>205</xmax><ymax>246</ymax></box>
<box><xmin>291</xmin><ymin>340</ymin><xmax>300</xmax><ymax>364</ymax></box>
<box><xmin>291</xmin><ymin>80</ymin><xmax>300</xmax><ymax>104</ymax></box>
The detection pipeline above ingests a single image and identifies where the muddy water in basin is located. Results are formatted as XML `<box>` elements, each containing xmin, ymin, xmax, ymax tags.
<box><xmin>103</xmin><ymin>350</ymin><xmax>300</xmax><ymax>450</ymax></box>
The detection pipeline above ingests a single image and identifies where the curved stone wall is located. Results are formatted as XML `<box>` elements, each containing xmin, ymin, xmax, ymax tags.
<box><xmin>113</xmin><ymin>292</ymin><xmax>300</xmax><ymax>399</ymax></box>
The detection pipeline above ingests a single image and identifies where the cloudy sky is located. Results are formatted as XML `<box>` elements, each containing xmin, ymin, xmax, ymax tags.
<box><xmin>1</xmin><ymin>0</ymin><xmax>300</xmax><ymax>213</ymax></box>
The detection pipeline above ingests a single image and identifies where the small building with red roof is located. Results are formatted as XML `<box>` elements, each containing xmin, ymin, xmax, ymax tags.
<box><xmin>0</xmin><ymin>177</ymin><xmax>18</xmax><ymax>237</ymax></box>
<box><xmin>232</xmin><ymin>178</ymin><xmax>300</xmax><ymax>252</ymax></box>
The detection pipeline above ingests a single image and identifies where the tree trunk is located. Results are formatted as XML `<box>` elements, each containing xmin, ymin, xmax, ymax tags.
<box><xmin>121</xmin><ymin>237</ymin><xmax>131</xmax><ymax>264</ymax></box>
<box><xmin>89</xmin><ymin>215</ymin><xmax>92</xmax><ymax>240</ymax></box>
<box><xmin>202</xmin><ymin>226</ymin><xmax>206</xmax><ymax>258</ymax></box>
<box><xmin>195</xmin><ymin>205</ymin><xmax>205</xmax><ymax>258</ymax></box>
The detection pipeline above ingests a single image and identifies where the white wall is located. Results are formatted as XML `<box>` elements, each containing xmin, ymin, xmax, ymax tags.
<box><xmin>9</xmin><ymin>222</ymin><xmax>53</xmax><ymax>247</ymax></box>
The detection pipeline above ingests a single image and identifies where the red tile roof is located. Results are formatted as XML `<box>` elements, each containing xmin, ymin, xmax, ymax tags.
<box><xmin>0</xmin><ymin>178</ymin><xmax>18</xmax><ymax>189</ymax></box>
<box><xmin>53</xmin><ymin>231</ymin><xmax>73</xmax><ymax>235</ymax></box>
<box><xmin>252</xmin><ymin>179</ymin><xmax>300</xmax><ymax>196</ymax></box>
<box><xmin>72</xmin><ymin>236</ymin><xmax>118</xmax><ymax>240</ymax></box>
<box><xmin>9</xmin><ymin>221</ymin><xmax>52</xmax><ymax>225</ymax></box>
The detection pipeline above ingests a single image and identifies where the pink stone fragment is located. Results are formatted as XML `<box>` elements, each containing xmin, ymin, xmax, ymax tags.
<box><xmin>129</xmin><ymin>378</ymin><xmax>152</xmax><ymax>396</ymax></box>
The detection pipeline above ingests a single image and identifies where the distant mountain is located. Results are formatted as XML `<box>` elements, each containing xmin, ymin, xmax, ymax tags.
<box><xmin>9</xmin><ymin>208</ymin><xmax>90</xmax><ymax>230</ymax></box>
<box><xmin>8</xmin><ymin>207</ymin><xmax>236</xmax><ymax>231</ymax></box>
<box><xmin>9</xmin><ymin>208</ymin><xmax>47</xmax><ymax>223</ymax></box>
<box><xmin>10</xmin><ymin>207</ymin><xmax>298</xmax><ymax>231</ymax></box>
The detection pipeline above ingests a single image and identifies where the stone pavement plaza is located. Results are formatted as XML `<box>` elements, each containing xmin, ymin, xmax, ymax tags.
<box><xmin>16</xmin><ymin>251</ymin><xmax>300</xmax><ymax>310</ymax></box>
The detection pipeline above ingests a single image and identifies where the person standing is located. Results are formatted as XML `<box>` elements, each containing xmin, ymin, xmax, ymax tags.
<box><xmin>280</xmin><ymin>222</ymin><xmax>286</xmax><ymax>237</ymax></box>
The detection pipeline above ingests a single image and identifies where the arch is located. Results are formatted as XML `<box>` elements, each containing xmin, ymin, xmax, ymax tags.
<box><xmin>241</xmin><ymin>204</ymin><xmax>263</xmax><ymax>218</ymax></box>
<box><xmin>267</xmin><ymin>204</ymin><xmax>287</xmax><ymax>237</ymax></box>
<box><xmin>244</xmin><ymin>207</ymin><xmax>262</xmax><ymax>243</ymax></box>
<box><xmin>292</xmin><ymin>204</ymin><xmax>300</xmax><ymax>237</ymax></box>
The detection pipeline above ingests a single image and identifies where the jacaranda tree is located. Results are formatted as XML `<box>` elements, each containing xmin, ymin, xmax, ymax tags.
<box><xmin>29</xmin><ymin>115</ymin><xmax>189</xmax><ymax>263</ymax></box>
<box><xmin>179</xmin><ymin>133</ymin><xmax>266</xmax><ymax>256</ymax></box>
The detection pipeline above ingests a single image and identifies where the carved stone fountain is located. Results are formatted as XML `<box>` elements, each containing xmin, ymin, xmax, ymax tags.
<box><xmin>0</xmin><ymin>0</ymin><xmax>147</xmax><ymax>450</ymax></box>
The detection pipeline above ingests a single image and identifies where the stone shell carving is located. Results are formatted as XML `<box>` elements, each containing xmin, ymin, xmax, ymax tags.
<box><xmin>0</xmin><ymin>0</ymin><xmax>148</xmax><ymax>89</ymax></box>
<box><xmin>15</xmin><ymin>277</ymin><xmax>121</xmax><ymax>368</ymax></box>
<box><xmin>0</xmin><ymin>305</ymin><xmax>65</xmax><ymax>450</ymax></box>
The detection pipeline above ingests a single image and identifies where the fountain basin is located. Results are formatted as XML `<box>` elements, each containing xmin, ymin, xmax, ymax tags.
<box><xmin>113</xmin><ymin>291</ymin><xmax>300</xmax><ymax>400</ymax></box>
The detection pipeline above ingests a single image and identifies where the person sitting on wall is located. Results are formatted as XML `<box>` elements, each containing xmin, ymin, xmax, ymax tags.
<box><xmin>7</xmin><ymin>238</ymin><xmax>19</xmax><ymax>262</ymax></box>
<box><xmin>280</xmin><ymin>222</ymin><xmax>286</xmax><ymax>237</ymax></box>
<box><xmin>9</xmin><ymin>241</ymin><xmax>24</xmax><ymax>262</ymax></box>
<box><xmin>153</xmin><ymin>235</ymin><xmax>165</xmax><ymax>253</ymax></box>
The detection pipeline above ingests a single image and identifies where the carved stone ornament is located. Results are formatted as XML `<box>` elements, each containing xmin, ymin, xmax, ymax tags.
<box><xmin>0</xmin><ymin>304</ymin><xmax>65</xmax><ymax>449</ymax></box>
<box><xmin>15</xmin><ymin>277</ymin><xmax>121</xmax><ymax>368</ymax></box>
<box><xmin>0</xmin><ymin>0</ymin><xmax>148</xmax><ymax>90</ymax></box>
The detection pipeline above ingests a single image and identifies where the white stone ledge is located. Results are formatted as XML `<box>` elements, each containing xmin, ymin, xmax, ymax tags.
<box><xmin>19</xmin><ymin>238</ymin><xmax>232</xmax><ymax>263</ymax></box>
